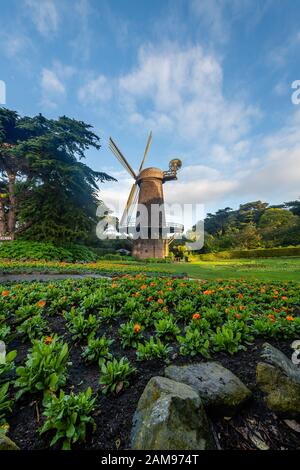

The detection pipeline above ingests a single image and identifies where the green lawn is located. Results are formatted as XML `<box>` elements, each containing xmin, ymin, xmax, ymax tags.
<box><xmin>148</xmin><ymin>257</ymin><xmax>300</xmax><ymax>282</ymax></box>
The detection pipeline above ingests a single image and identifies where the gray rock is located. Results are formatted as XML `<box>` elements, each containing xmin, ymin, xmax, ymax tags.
<box><xmin>165</xmin><ymin>362</ymin><xmax>251</xmax><ymax>414</ymax></box>
<box><xmin>131</xmin><ymin>376</ymin><xmax>215</xmax><ymax>450</ymax></box>
<box><xmin>256</xmin><ymin>343</ymin><xmax>300</xmax><ymax>417</ymax></box>
<box><xmin>0</xmin><ymin>434</ymin><xmax>19</xmax><ymax>450</ymax></box>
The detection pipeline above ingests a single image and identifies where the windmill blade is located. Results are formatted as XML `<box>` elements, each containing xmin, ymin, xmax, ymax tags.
<box><xmin>120</xmin><ymin>183</ymin><xmax>138</xmax><ymax>226</ymax></box>
<box><xmin>109</xmin><ymin>137</ymin><xmax>137</xmax><ymax>179</ymax></box>
<box><xmin>138</xmin><ymin>131</ymin><xmax>152</xmax><ymax>173</ymax></box>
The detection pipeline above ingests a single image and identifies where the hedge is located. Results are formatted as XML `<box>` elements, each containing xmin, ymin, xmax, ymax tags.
<box><xmin>0</xmin><ymin>241</ymin><xmax>97</xmax><ymax>262</ymax></box>
<box><xmin>192</xmin><ymin>246</ymin><xmax>300</xmax><ymax>261</ymax></box>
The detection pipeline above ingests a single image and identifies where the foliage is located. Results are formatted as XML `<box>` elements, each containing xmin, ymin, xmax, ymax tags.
<box><xmin>136</xmin><ymin>337</ymin><xmax>172</xmax><ymax>361</ymax></box>
<box><xmin>118</xmin><ymin>321</ymin><xmax>144</xmax><ymax>348</ymax></box>
<box><xmin>0</xmin><ymin>241</ymin><xmax>97</xmax><ymax>262</ymax></box>
<box><xmin>15</xmin><ymin>335</ymin><xmax>69</xmax><ymax>401</ymax></box>
<box><xmin>177</xmin><ymin>327</ymin><xmax>210</xmax><ymax>358</ymax></box>
<box><xmin>65</xmin><ymin>309</ymin><xmax>99</xmax><ymax>341</ymax></box>
<box><xmin>0</xmin><ymin>325</ymin><xmax>10</xmax><ymax>342</ymax></box>
<box><xmin>211</xmin><ymin>324</ymin><xmax>246</xmax><ymax>355</ymax></box>
<box><xmin>40</xmin><ymin>387</ymin><xmax>96</xmax><ymax>450</ymax></box>
<box><xmin>154</xmin><ymin>317</ymin><xmax>180</xmax><ymax>340</ymax></box>
<box><xmin>0</xmin><ymin>382</ymin><xmax>13</xmax><ymax>425</ymax></box>
<box><xmin>0</xmin><ymin>107</ymin><xmax>115</xmax><ymax>242</ymax></box>
<box><xmin>99</xmin><ymin>357</ymin><xmax>136</xmax><ymax>395</ymax></box>
<box><xmin>0</xmin><ymin>350</ymin><xmax>17</xmax><ymax>384</ymax></box>
<box><xmin>17</xmin><ymin>313</ymin><xmax>48</xmax><ymax>341</ymax></box>
<box><xmin>81</xmin><ymin>336</ymin><xmax>113</xmax><ymax>365</ymax></box>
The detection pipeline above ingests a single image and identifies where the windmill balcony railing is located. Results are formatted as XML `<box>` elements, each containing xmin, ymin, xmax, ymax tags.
<box><xmin>119</xmin><ymin>220</ymin><xmax>184</xmax><ymax>236</ymax></box>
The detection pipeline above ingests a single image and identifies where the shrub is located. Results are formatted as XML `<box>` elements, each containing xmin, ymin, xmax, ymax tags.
<box><xmin>177</xmin><ymin>328</ymin><xmax>210</xmax><ymax>358</ymax></box>
<box><xmin>99</xmin><ymin>357</ymin><xmax>136</xmax><ymax>395</ymax></box>
<box><xmin>136</xmin><ymin>337</ymin><xmax>172</xmax><ymax>361</ymax></box>
<box><xmin>15</xmin><ymin>335</ymin><xmax>69</xmax><ymax>402</ymax></box>
<box><xmin>0</xmin><ymin>241</ymin><xmax>97</xmax><ymax>262</ymax></box>
<box><xmin>81</xmin><ymin>336</ymin><xmax>113</xmax><ymax>365</ymax></box>
<box><xmin>40</xmin><ymin>387</ymin><xmax>96</xmax><ymax>450</ymax></box>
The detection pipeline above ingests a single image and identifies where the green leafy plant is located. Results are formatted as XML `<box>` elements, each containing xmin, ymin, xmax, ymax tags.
<box><xmin>175</xmin><ymin>299</ymin><xmax>195</xmax><ymax>321</ymax></box>
<box><xmin>15</xmin><ymin>335</ymin><xmax>69</xmax><ymax>402</ymax></box>
<box><xmin>177</xmin><ymin>328</ymin><xmax>210</xmax><ymax>358</ymax></box>
<box><xmin>0</xmin><ymin>382</ymin><xmax>13</xmax><ymax>425</ymax></box>
<box><xmin>98</xmin><ymin>307</ymin><xmax>118</xmax><ymax>323</ymax></box>
<box><xmin>136</xmin><ymin>337</ymin><xmax>172</xmax><ymax>361</ymax></box>
<box><xmin>0</xmin><ymin>349</ymin><xmax>17</xmax><ymax>384</ymax></box>
<box><xmin>99</xmin><ymin>357</ymin><xmax>136</xmax><ymax>395</ymax></box>
<box><xmin>118</xmin><ymin>321</ymin><xmax>144</xmax><ymax>348</ymax></box>
<box><xmin>65</xmin><ymin>309</ymin><xmax>99</xmax><ymax>341</ymax></box>
<box><xmin>154</xmin><ymin>317</ymin><xmax>180</xmax><ymax>340</ymax></box>
<box><xmin>17</xmin><ymin>314</ymin><xmax>48</xmax><ymax>341</ymax></box>
<box><xmin>211</xmin><ymin>324</ymin><xmax>246</xmax><ymax>355</ymax></box>
<box><xmin>0</xmin><ymin>325</ymin><xmax>11</xmax><ymax>342</ymax></box>
<box><xmin>39</xmin><ymin>387</ymin><xmax>96</xmax><ymax>450</ymax></box>
<box><xmin>81</xmin><ymin>336</ymin><xmax>113</xmax><ymax>365</ymax></box>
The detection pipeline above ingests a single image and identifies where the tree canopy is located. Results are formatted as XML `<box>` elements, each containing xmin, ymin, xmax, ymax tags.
<box><xmin>0</xmin><ymin>108</ymin><xmax>115</xmax><ymax>243</ymax></box>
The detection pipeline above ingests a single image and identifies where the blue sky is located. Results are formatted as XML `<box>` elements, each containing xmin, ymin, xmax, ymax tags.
<box><xmin>0</xmin><ymin>0</ymin><xmax>299</xmax><ymax>219</ymax></box>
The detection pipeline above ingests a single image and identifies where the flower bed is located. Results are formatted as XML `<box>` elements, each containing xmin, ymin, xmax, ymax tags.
<box><xmin>0</xmin><ymin>275</ymin><xmax>299</xmax><ymax>449</ymax></box>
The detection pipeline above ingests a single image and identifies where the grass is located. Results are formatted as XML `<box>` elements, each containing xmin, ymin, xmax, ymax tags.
<box><xmin>0</xmin><ymin>257</ymin><xmax>299</xmax><ymax>282</ymax></box>
<box><xmin>153</xmin><ymin>257</ymin><xmax>300</xmax><ymax>282</ymax></box>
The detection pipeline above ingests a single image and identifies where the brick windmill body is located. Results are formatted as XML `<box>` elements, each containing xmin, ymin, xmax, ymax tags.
<box><xmin>109</xmin><ymin>133</ymin><xmax>183</xmax><ymax>259</ymax></box>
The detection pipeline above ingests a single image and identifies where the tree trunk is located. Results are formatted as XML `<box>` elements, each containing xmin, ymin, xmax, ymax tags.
<box><xmin>7</xmin><ymin>172</ymin><xmax>16</xmax><ymax>239</ymax></box>
<box><xmin>0</xmin><ymin>197</ymin><xmax>7</xmax><ymax>236</ymax></box>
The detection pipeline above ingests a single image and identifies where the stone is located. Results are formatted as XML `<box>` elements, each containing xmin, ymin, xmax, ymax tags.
<box><xmin>164</xmin><ymin>362</ymin><xmax>251</xmax><ymax>415</ymax></box>
<box><xmin>256</xmin><ymin>343</ymin><xmax>300</xmax><ymax>417</ymax></box>
<box><xmin>131</xmin><ymin>376</ymin><xmax>215</xmax><ymax>450</ymax></box>
<box><xmin>0</xmin><ymin>434</ymin><xmax>19</xmax><ymax>450</ymax></box>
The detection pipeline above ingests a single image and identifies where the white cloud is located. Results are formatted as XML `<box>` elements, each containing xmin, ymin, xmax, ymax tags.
<box><xmin>40</xmin><ymin>68</ymin><xmax>65</xmax><ymax>108</ymax></box>
<box><xmin>78</xmin><ymin>75</ymin><xmax>112</xmax><ymax>105</ymax></box>
<box><xmin>25</xmin><ymin>0</ymin><xmax>59</xmax><ymax>36</ymax></box>
<box><xmin>118</xmin><ymin>43</ymin><xmax>259</xmax><ymax>146</ymax></box>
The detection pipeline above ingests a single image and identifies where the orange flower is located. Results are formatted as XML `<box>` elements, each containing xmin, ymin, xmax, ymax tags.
<box><xmin>286</xmin><ymin>315</ymin><xmax>294</xmax><ymax>321</ymax></box>
<box><xmin>166</xmin><ymin>281</ymin><xmax>172</xmax><ymax>286</ymax></box>
<box><xmin>281</xmin><ymin>296</ymin><xmax>288</xmax><ymax>300</ymax></box>
<box><xmin>44</xmin><ymin>336</ymin><xmax>53</xmax><ymax>345</ymax></box>
<box><xmin>158</xmin><ymin>290</ymin><xmax>163</xmax><ymax>295</ymax></box>
<box><xmin>238</xmin><ymin>293</ymin><xmax>243</xmax><ymax>299</ymax></box>
<box><xmin>147</xmin><ymin>296</ymin><xmax>153</xmax><ymax>302</ymax></box>
<box><xmin>37</xmin><ymin>300</ymin><xmax>46</xmax><ymax>308</ymax></box>
<box><xmin>133</xmin><ymin>323</ymin><xmax>141</xmax><ymax>333</ymax></box>
<box><xmin>140</xmin><ymin>285</ymin><xmax>147</xmax><ymax>290</ymax></box>
<box><xmin>111</xmin><ymin>283</ymin><xmax>118</xmax><ymax>288</ymax></box>
<box><xmin>225</xmin><ymin>308</ymin><xmax>229</xmax><ymax>314</ymax></box>
<box><xmin>235</xmin><ymin>313</ymin><xmax>241</xmax><ymax>319</ymax></box>
<box><xmin>1</xmin><ymin>290</ymin><xmax>9</xmax><ymax>297</ymax></box>
<box><xmin>132</xmin><ymin>292</ymin><xmax>140</xmax><ymax>297</ymax></box>
<box><xmin>150</xmin><ymin>282</ymin><xmax>157</xmax><ymax>287</ymax></box>
<box><xmin>239</xmin><ymin>305</ymin><xmax>246</xmax><ymax>311</ymax></box>
<box><xmin>157</xmin><ymin>298</ymin><xmax>164</xmax><ymax>304</ymax></box>
<box><xmin>167</xmin><ymin>287</ymin><xmax>173</xmax><ymax>291</ymax></box>
<box><xmin>192</xmin><ymin>313</ymin><xmax>201</xmax><ymax>320</ymax></box>
<box><xmin>268</xmin><ymin>314</ymin><xmax>276</xmax><ymax>322</ymax></box>
<box><xmin>203</xmin><ymin>290</ymin><xmax>213</xmax><ymax>295</ymax></box>
<box><xmin>260</xmin><ymin>288</ymin><xmax>266</xmax><ymax>294</ymax></box>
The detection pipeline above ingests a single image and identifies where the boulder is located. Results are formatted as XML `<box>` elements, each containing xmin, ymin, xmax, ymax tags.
<box><xmin>131</xmin><ymin>376</ymin><xmax>215</xmax><ymax>450</ymax></box>
<box><xmin>165</xmin><ymin>362</ymin><xmax>251</xmax><ymax>415</ymax></box>
<box><xmin>0</xmin><ymin>434</ymin><xmax>19</xmax><ymax>450</ymax></box>
<box><xmin>256</xmin><ymin>343</ymin><xmax>300</xmax><ymax>417</ymax></box>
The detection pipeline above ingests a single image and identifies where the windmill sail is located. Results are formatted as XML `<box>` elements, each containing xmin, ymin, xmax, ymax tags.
<box><xmin>138</xmin><ymin>131</ymin><xmax>152</xmax><ymax>172</ymax></box>
<box><xmin>109</xmin><ymin>137</ymin><xmax>137</xmax><ymax>179</ymax></box>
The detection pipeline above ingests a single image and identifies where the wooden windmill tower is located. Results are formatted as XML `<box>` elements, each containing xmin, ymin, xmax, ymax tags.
<box><xmin>109</xmin><ymin>133</ymin><xmax>183</xmax><ymax>259</ymax></box>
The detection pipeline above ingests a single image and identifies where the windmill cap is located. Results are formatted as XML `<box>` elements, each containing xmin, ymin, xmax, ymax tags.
<box><xmin>137</xmin><ymin>167</ymin><xmax>164</xmax><ymax>181</ymax></box>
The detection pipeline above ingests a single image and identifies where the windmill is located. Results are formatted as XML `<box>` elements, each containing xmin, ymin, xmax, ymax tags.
<box><xmin>109</xmin><ymin>133</ymin><xmax>183</xmax><ymax>259</ymax></box>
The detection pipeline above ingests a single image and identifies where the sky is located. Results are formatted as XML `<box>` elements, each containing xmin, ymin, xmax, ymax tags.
<box><xmin>0</xmin><ymin>0</ymin><xmax>300</xmax><ymax>222</ymax></box>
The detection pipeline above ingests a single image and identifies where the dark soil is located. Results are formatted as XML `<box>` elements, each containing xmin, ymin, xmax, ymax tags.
<box><xmin>7</xmin><ymin>309</ymin><xmax>300</xmax><ymax>450</ymax></box>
